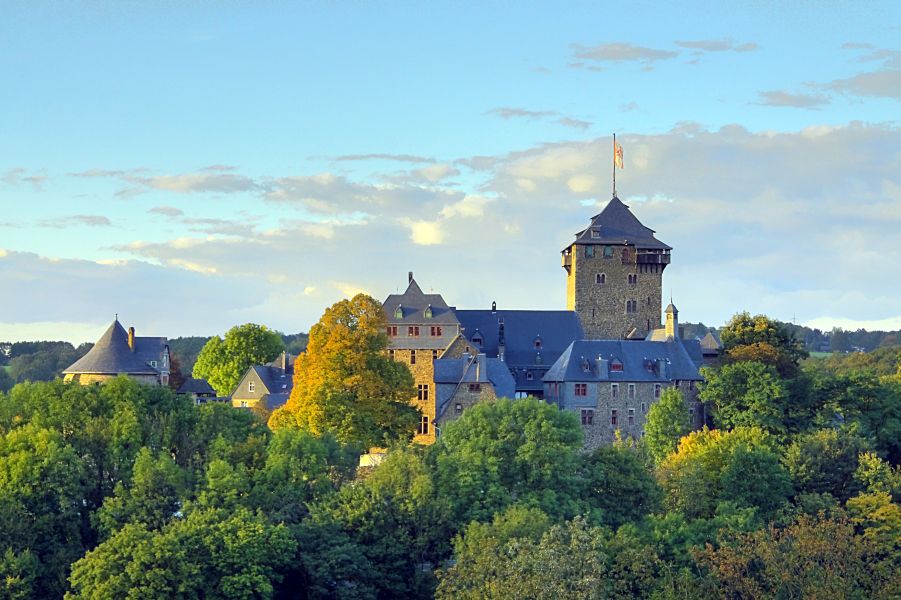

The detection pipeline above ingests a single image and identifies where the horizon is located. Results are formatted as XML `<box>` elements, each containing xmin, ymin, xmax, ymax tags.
<box><xmin>2</xmin><ymin>2</ymin><xmax>900</xmax><ymax>343</ymax></box>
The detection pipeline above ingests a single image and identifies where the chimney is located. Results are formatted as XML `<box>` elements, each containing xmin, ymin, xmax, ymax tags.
<box><xmin>128</xmin><ymin>327</ymin><xmax>135</xmax><ymax>352</ymax></box>
<box><xmin>280</xmin><ymin>351</ymin><xmax>287</xmax><ymax>372</ymax></box>
<box><xmin>408</xmin><ymin>271</ymin><xmax>413</xmax><ymax>284</ymax></box>
<box><xmin>594</xmin><ymin>355</ymin><xmax>608</xmax><ymax>378</ymax></box>
<box><xmin>498</xmin><ymin>319</ymin><xmax>506</xmax><ymax>362</ymax></box>
<box><xmin>476</xmin><ymin>354</ymin><xmax>487</xmax><ymax>381</ymax></box>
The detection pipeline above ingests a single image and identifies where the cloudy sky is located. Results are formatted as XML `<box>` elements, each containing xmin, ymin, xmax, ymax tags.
<box><xmin>1</xmin><ymin>1</ymin><xmax>900</xmax><ymax>343</ymax></box>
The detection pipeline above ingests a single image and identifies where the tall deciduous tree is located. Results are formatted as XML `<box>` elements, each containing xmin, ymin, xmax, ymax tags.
<box><xmin>192</xmin><ymin>323</ymin><xmax>284</xmax><ymax>397</ymax></box>
<box><xmin>700</xmin><ymin>361</ymin><xmax>789</xmax><ymax>435</ymax></box>
<box><xmin>643</xmin><ymin>388</ymin><xmax>692</xmax><ymax>465</ymax></box>
<box><xmin>720</xmin><ymin>312</ymin><xmax>808</xmax><ymax>368</ymax></box>
<box><xmin>783</xmin><ymin>428</ymin><xmax>870</xmax><ymax>502</ymax></box>
<box><xmin>270</xmin><ymin>294</ymin><xmax>417</xmax><ymax>450</ymax></box>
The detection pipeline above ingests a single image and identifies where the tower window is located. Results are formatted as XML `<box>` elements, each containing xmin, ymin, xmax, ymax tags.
<box><xmin>596</xmin><ymin>273</ymin><xmax>606</xmax><ymax>284</ymax></box>
<box><xmin>585</xmin><ymin>246</ymin><xmax>595</xmax><ymax>258</ymax></box>
<box><xmin>628</xmin><ymin>274</ymin><xmax>637</xmax><ymax>285</ymax></box>
<box><xmin>417</xmin><ymin>384</ymin><xmax>429</xmax><ymax>401</ymax></box>
<box><xmin>603</xmin><ymin>246</ymin><xmax>614</xmax><ymax>258</ymax></box>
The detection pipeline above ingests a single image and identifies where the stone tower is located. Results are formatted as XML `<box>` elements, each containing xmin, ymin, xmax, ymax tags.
<box><xmin>562</xmin><ymin>196</ymin><xmax>671</xmax><ymax>339</ymax></box>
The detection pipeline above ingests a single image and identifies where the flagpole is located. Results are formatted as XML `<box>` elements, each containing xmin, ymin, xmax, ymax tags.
<box><xmin>613</xmin><ymin>133</ymin><xmax>616</xmax><ymax>198</ymax></box>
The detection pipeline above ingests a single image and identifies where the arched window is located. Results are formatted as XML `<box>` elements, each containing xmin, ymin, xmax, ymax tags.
<box><xmin>394</xmin><ymin>305</ymin><xmax>403</xmax><ymax>319</ymax></box>
<box><xmin>596</xmin><ymin>273</ymin><xmax>606</xmax><ymax>284</ymax></box>
<box><xmin>424</xmin><ymin>304</ymin><xmax>433</xmax><ymax>319</ymax></box>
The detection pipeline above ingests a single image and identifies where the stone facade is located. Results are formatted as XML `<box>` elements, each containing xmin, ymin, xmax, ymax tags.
<box><xmin>568</xmin><ymin>380</ymin><xmax>702</xmax><ymax>450</ymax></box>
<box><xmin>391</xmin><ymin>348</ymin><xmax>439</xmax><ymax>444</ymax></box>
<box><xmin>436</xmin><ymin>382</ymin><xmax>497</xmax><ymax>427</ymax></box>
<box><xmin>565</xmin><ymin>245</ymin><xmax>664</xmax><ymax>339</ymax></box>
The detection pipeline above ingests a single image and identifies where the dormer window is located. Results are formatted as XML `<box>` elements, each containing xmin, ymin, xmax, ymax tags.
<box><xmin>424</xmin><ymin>305</ymin><xmax>433</xmax><ymax>319</ymax></box>
<box><xmin>471</xmin><ymin>331</ymin><xmax>483</xmax><ymax>348</ymax></box>
<box><xmin>534</xmin><ymin>336</ymin><xmax>542</xmax><ymax>350</ymax></box>
<box><xmin>610</xmin><ymin>359</ymin><xmax>624</xmax><ymax>373</ymax></box>
<box><xmin>590</xmin><ymin>229</ymin><xmax>600</xmax><ymax>238</ymax></box>
<box><xmin>526</xmin><ymin>371</ymin><xmax>534</xmax><ymax>381</ymax></box>
<box><xmin>394</xmin><ymin>305</ymin><xmax>403</xmax><ymax>319</ymax></box>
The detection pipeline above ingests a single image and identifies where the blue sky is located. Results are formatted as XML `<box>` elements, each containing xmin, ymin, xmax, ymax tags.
<box><xmin>1</xmin><ymin>1</ymin><xmax>900</xmax><ymax>343</ymax></box>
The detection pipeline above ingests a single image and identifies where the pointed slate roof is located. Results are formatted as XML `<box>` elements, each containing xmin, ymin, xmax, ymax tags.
<box><xmin>383</xmin><ymin>274</ymin><xmax>460</xmax><ymax>326</ymax></box>
<box><xmin>543</xmin><ymin>339</ymin><xmax>703</xmax><ymax>383</ymax></box>
<box><xmin>567</xmin><ymin>196</ymin><xmax>671</xmax><ymax>250</ymax></box>
<box><xmin>63</xmin><ymin>320</ymin><xmax>159</xmax><ymax>375</ymax></box>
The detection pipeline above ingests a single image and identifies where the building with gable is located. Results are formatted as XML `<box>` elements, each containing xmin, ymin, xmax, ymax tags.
<box><xmin>231</xmin><ymin>351</ymin><xmax>295</xmax><ymax>410</ymax></box>
<box><xmin>63</xmin><ymin>319</ymin><xmax>170</xmax><ymax>386</ymax></box>
<box><xmin>382</xmin><ymin>195</ymin><xmax>712</xmax><ymax>448</ymax></box>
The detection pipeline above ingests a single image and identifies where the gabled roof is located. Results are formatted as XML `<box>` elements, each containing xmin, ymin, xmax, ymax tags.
<box><xmin>700</xmin><ymin>331</ymin><xmax>723</xmax><ymax>354</ymax></box>
<box><xmin>567</xmin><ymin>196</ymin><xmax>671</xmax><ymax>250</ymax></box>
<box><xmin>63</xmin><ymin>320</ymin><xmax>160</xmax><ymax>375</ymax></box>
<box><xmin>251</xmin><ymin>365</ymin><xmax>293</xmax><ymax>395</ymax></box>
<box><xmin>543</xmin><ymin>339</ymin><xmax>703</xmax><ymax>383</ymax></box>
<box><xmin>383</xmin><ymin>274</ymin><xmax>460</xmax><ymax>326</ymax></box>
<box><xmin>434</xmin><ymin>355</ymin><xmax>517</xmax><ymax>418</ymax></box>
<box><xmin>453</xmin><ymin>309</ymin><xmax>583</xmax><ymax>368</ymax></box>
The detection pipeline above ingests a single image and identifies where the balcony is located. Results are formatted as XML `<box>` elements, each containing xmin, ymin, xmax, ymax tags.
<box><xmin>636</xmin><ymin>252</ymin><xmax>671</xmax><ymax>265</ymax></box>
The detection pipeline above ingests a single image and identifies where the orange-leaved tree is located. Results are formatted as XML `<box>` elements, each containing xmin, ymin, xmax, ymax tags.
<box><xmin>269</xmin><ymin>294</ymin><xmax>417</xmax><ymax>450</ymax></box>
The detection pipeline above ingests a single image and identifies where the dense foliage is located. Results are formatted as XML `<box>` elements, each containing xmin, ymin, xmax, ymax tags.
<box><xmin>192</xmin><ymin>323</ymin><xmax>285</xmax><ymax>396</ymax></box>
<box><xmin>0</xmin><ymin>309</ymin><xmax>898</xmax><ymax>598</ymax></box>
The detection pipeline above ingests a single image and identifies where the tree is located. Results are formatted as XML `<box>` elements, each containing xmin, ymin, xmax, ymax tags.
<box><xmin>192</xmin><ymin>323</ymin><xmax>284</xmax><ymax>397</ymax></box>
<box><xmin>0</xmin><ymin>368</ymin><xmax>12</xmax><ymax>393</ymax></box>
<box><xmin>270</xmin><ymin>294</ymin><xmax>417</xmax><ymax>450</ymax></box>
<box><xmin>783</xmin><ymin>428</ymin><xmax>870</xmax><ymax>502</ymax></box>
<box><xmin>700</xmin><ymin>361</ymin><xmax>789</xmax><ymax>435</ymax></box>
<box><xmin>68</xmin><ymin>507</ymin><xmax>296</xmax><ymax>599</ymax></box>
<box><xmin>644</xmin><ymin>388</ymin><xmax>692</xmax><ymax>465</ymax></box>
<box><xmin>431</xmin><ymin>397</ymin><xmax>585</xmax><ymax>525</ymax></box>
<box><xmin>693</xmin><ymin>515</ymin><xmax>897</xmax><ymax>599</ymax></box>
<box><xmin>579</xmin><ymin>444</ymin><xmax>661</xmax><ymax>528</ymax></box>
<box><xmin>720</xmin><ymin>312</ymin><xmax>808</xmax><ymax>366</ymax></box>
<box><xmin>656</xmin><ymin>427</ymin><xmax>789</xmax><ymax>519</ymax></box>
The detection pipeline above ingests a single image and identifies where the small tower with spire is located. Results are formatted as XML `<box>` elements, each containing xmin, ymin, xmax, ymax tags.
<box><xmin>665</xmin><ymin>301</ymin><xmax>679</xmax><ymax>340</ymax></box>
<box><xmin>562</xmin><ymin>196</ymin><xmax>671</xmax><ymax>339</ymax></box>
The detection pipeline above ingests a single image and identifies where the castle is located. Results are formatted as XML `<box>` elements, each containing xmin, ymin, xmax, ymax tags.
<box><xmin>383</xmin><ymin>196</ymin><xmax>714</xmax><ymax>449</ymax></box>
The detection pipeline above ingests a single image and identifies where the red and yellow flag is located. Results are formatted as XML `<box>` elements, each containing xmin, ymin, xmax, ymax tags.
<box><xmin>614</xmin><ymin>142</ymin><xmax>624</xmax><ymax>169</ymax></box>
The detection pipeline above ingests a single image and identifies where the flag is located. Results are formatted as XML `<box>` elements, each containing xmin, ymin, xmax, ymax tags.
<box><xmin>614</xmin><ymin>142</ymin><xmax>624</xmax><ymax>169</ymax></box>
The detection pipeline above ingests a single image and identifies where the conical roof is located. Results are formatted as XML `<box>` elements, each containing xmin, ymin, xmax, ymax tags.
<box><xmin>569</xmin><ymin>196</ymin><xmax>671</xmax><ymax>250</ymax></box>
<box><xmin>63</xmin><ymin>320</ymin><xmax>159</xmax><ymax>375</ymax></box>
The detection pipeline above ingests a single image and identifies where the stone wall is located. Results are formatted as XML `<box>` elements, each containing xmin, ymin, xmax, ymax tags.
<box><xmin>436</xmin><ymin>383</ymin><xmax>497</xmax><ymax>427</ymax></box>
<box><xmin>565</xmin><ymin>380</ymin><xmax>701</xmax><ymax>451</ymax></box>
<box><xmin>391</xmin><ymin>349</ymin><xmax>437</xmax><ymax>445</ymax></box>
<box><xmin>566</xmin><ymin>244</ymin><xmax>664</xmax><ymax>339</ymax></box>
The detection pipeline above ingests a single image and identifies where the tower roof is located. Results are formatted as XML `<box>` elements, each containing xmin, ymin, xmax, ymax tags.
<box><xmin>63</xmin><ymin>320</ymin><xmax>159</xmax><ymax>375</ymax></box>
<box><xmin>567</xmin><ymin>196</ymin><xmax>671</xmax><ymax>250</ymax></box>
<box><xmin>665</xmin><ymin>302</ymin><xmax>678</xmax><ymax>314</ymax></box>
<box><xmin>382</xmin><ymin>274</ymin><xmax>460</xmax><ymax>326</ymax></box>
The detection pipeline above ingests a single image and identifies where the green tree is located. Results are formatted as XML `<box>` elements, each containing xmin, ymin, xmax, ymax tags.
<box><xmin>657</xmin><ymin>427</ymin><xmax>789</xmax><ymax>519</ymax></box>
<box><xmin>192</xmin><ymin>323</ymin><xmax>284</xmax><ymax>397</ymax></box>
<box><xmin>644</xmin><ymin>388</ymin><xmax>692</xmax><ymax>465</ymax></box>
<box><xmin>270</xmin><ymin>294</ymin><xmax>417</xmax><ymax>450</ymax></box>
<box><xmin>579</xmin><ymin>444</ymin><xmax>661</xmax><ymax>527</ymax></box>
<box><xmin>431</xmin><ymin>397</ymin><xmax>584</xmax><ymax>525</ymax></box>
<box><xmin>0</xmin><ymin>367</ymin><xmax>13</xmax><ymax>393</ymax></box>
<box><xmin>700</xmin><ymin>361</ymin><xmax>789</xmax><ymax>435</ymax></box>
<box><xmin>784</xmin><ymin>428</ymin><xmax>870</xmax><ymax>502</ymax></box>
<box><xmin>720</xmin><ymin>312</ymin><xmax>808</xmax><ymax>366</ymax></box>
<box><xmin>94</xmin><ymin>447</ymin><xmax>185</xmax><ymax>538</ymax></box>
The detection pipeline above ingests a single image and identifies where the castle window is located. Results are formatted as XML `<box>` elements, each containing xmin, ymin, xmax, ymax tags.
<box><xmin>628</xmin><ymin>274</ymin><xmax>637</xmax><ymax>285</ymax></box>
<box><xmin>418</xmin><ymin>384</ymin><xmax>429</xmax><ymax>401</ymax></box>
<box><xmin>150</xmin><ymin>360</ymin><xmax>157</xmax><ymax>368</ymax></box>
<box><xmin>468</xmin><ymin>383</ymin><xmax>481</xmax><ymax>393</ymax></box>
<box><xmin>575</xmin><ymin>383</ymin><xmax>588</xmax><ymax>397</ymax></box>
<box><xmin>628</xmin><ymin>384</ymin><xmax>636</xmax><ymax>399</ymax></box>
<box><xmin>394</xmin><ymin>305</ymin><xmax>403</xmax><ymax>319</ymax></box>
<box><xmin>585</xmin><ymin>246</ymin><xmax>595</xmax><ymax>258</ymax></box>
<box><xmin>654</xmin><ymin>384</ymin><xmax>661</xmax><ymax>398</ymax></box>
<box><xmin>590</xmin><ymin>229</ymin><xmax>600</xmax><ymax>238</ymax></box>
<box><xmin>611</xmin><ymin>409</ymin><xmax>618</xmax><ymax>426</ymax></box>
<box><xmin>430</xmin><ymin>326</ymin><xmax>442</xmax><ymax>336</ymax></box>
<box><xmin>455</xmin><ymin>403</ymin><xmax>463</xmax><ymax>415</ymax></box>
<box><xmin>424</xmin><ymin>305</ymin><xmax>433</xmax><ymax>319</ymax></box>
<box><xmin>432</xmin><ymin>349</ymin><xmax>438</xmax><ymax>362</ymax></box>
<box><xmin>410</xmin><ymin>350</ymin><xmax>416</xmax><ymax>365</ymax></box>
<box><xmin>387</xmin><ymin>326</ymin><xmax>398</xmax><ymax>336</ymax></box>
<box><xmin>611</xmin><ymin>383</ymin><xmax>619</xmax><ymax>398</ymax></box>
<box><xmin>628</xmin><ymin>408</ymin><xmax>635</xmax><ymax>426</ymax></box>
<box><xmin>603</xmin><ymin>246</ymin><xmax>614</xmax><ymax>258</ymax></box>
<box><xmin>610</xmin><ymin>360</ymin><xmax>623</xmax><ymax>372</ymax></box>
<box><xmin>526</xmin><ymin>371</ymin><xmax>534</xmax><ymax>381</ymax></box>
<box><xmin>417</xmin><ymin>416</ymin><xmax>430</xmax><ymax>435</ymax></box>
<box><xmin>248</xmin><ymin>381</ymin><xmax>255</xmax><ymax>393</ymax></box>
<box><xmin>596</xmin><ymin>273</ymin><xmax>606</xmax><ymax>284</ymax></box>
<box><xmin>581</xmin><ymin>408</ymin><xmax>594</xmax><ymax>425</ymax></box>
<box><xmin>622</xmin><ymin>248</ymin><xmax>629</xmax><ymax>261</ymax></box>
<box><xmin>408</xmin><ymin>326</ymin><xmax>420</xmax><ymax>336</ymax></box>
<box><xmin>641</xmin><ymin>402</ymin><xmax>647</xmax><ymax>414</ymax></box>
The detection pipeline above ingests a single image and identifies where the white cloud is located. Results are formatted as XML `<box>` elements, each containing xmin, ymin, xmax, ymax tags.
<box><xmin>400</xmin><ymin>218</ymin><xmax>445</xmax><ymax>245</ymax></box>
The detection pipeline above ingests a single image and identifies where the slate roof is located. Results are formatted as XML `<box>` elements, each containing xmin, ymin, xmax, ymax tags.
<box><xmin>700</xmin><ymin>331</ymin><xmax>723</xmax><ymax>354</ymax></box>
<box><xmin>383</xmin><ymin>274</ymin><xmax>461</xmax><ymax>326</ymax></box>
<box><xmin>177</xmin><ymin>377</ymin><xmax>215</xmax><ymax>395</ymax></box>
<box><xmin>453</xmin><ymin>309</ymin><xmax>584</xmax><ymax>369</ymax></box>
<box><xmin>252</xmin><ymin>365</ymin><xmax>293</xmax><ymax>395</ymax></box>
<box><xmin>265</xmin><ymin>392</ymin><xmax>291</xmax><ymax>409</ymax></box>
<box><xmin>543</xmin><ymin>339</ymin><xmax>703</xmax><ymax>383</ymax></box>
<box><xmin>434</xmin><ymin>355</ymin><xmax>517</xmax><ymax>418</ymax></box>
<box><xmin>567</xmin><ymin>196</ymin><xmax>671</xmax><ymax>250</ymax></box>
<box><xmin>63</xmin><ymin>320</ymin><xmax>161</xmax><ymax>375</ymax></box>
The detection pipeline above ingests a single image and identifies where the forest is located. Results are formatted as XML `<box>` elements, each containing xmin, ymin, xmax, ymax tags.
<box><xmin>0</xmin><ymin>302</ymin><xmax>898</xmax><ymax>599</ymax></box>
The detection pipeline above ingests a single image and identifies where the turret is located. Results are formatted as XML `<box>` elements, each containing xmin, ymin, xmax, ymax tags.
<box><xmin>665</xmin><ymin>302</ymin><xmax>679</xmax><ymax>340</ymax></box>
